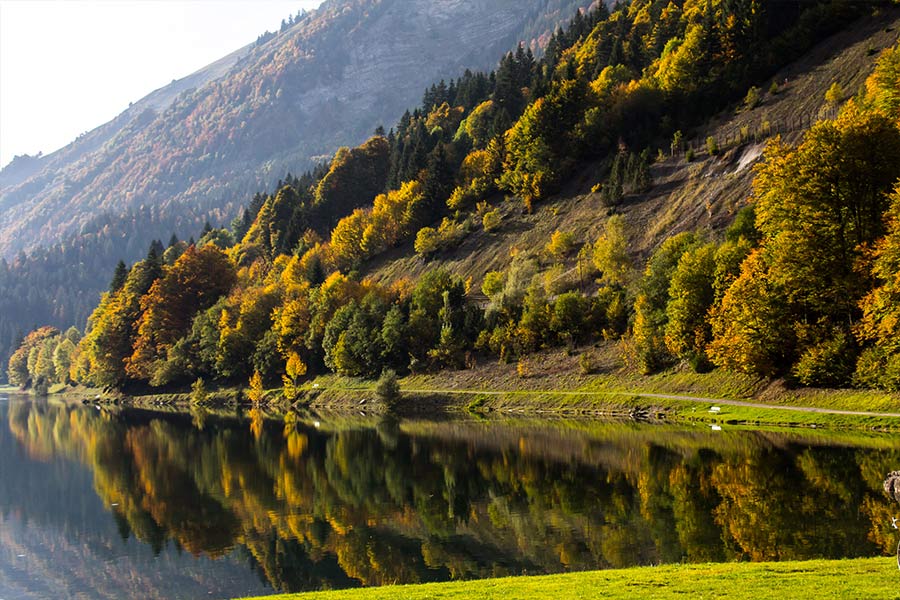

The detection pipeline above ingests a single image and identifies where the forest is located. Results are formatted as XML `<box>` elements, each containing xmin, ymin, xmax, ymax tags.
<box><xmin>8</xmin><ymin>0</ymin><xmax>900</xmax><ymax>397</ymax></box>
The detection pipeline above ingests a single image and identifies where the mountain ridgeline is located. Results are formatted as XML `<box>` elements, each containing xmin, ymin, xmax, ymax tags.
<box><xmin>7</xmin><ymin>1</ymin><xmax>900</xmax><ymax>396</ymax></box>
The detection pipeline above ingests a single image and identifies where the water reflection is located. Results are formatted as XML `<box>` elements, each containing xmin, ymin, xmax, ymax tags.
<box><xmin>2</xmin><ymin>398</ymin><xmax>899</xmax><ymax>598</ymax></box>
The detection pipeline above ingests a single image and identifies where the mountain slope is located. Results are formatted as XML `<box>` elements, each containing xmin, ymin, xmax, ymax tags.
<box><xmin>0</xmin><ymin>0</ymin><xmax>596</xmax><ymax>260</ymax></box>
<box><xmin>368</xmin><ymin>8</ymin><xmax>900</xmax><ymax>287</ymax></box>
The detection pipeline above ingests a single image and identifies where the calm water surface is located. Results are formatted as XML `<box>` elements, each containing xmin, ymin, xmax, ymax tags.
<box><xmin>0</xmin><ymin>394</ymin><xmax>898</xmax><ymax>599</ymax></box>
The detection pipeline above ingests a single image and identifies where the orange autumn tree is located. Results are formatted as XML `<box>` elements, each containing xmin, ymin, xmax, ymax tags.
<box><xmin>126</xmin><ymin>244</ymin><xmax>236</xmax><ymax>384</ymax></box>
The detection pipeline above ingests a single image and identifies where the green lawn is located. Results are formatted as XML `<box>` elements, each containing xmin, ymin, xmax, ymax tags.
<box><xmin>243</xmin><ymin>558</ymin><xmax>897</xmax><ymax>600</ymax></box>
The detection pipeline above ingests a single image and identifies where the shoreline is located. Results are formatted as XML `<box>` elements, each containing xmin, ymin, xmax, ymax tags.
<box><xmin>10</xmin><ymin>348</ymin><xmax>900</xmax><ymax>430</ymax></box>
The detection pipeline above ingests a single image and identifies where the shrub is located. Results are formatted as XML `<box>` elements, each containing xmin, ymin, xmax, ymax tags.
<box><xmin>825</xmin><ymin>81</ymin><xmax>843</xmax><ymax>104</ymax></box>
<box><xmin>376</xmin><ymin>369</ymin><xmax>401</xmax><ymax>405</ymax></box>
<box><xmin>579</xmin><ymin>351</ymin><xmax>599</xmax><ymax>375</ymax></box>
<box><xmin>792</xmin><ymin>333</ymin><xmax>854</xmax><ymax>387</ymax></box>
<box><xmin>247</xmin><ymin>371</ymin><xmax>265</xmax><ymax>405</ymax></box>
<box><xmin>743</xmin><ymin>86</ymin><xmax>760</xmax><ymax>110</ymax></box>
<box><xmin>545</xmin><ymin>230</ymin><xmax>575</xmax><ymax>262</ymax></box>
<box><xmin>190</xmin><ymin>377</ymin><xmax>208</xmax><ymax>406</ymax></box>
<box><xmin>685</xmin><ymin>148</ymin><xmax>695</xmax><ymax>162</ymax></box>
<box><xmin>516</xmin><ymin>357</ymin><xmax>531</xmax><ymax>378</ymax></box>
<box><xmin>483</xmin><ymin>209</ymin><xmax>502</xmax><ymax>232</ymax></box>
<box><xmin>482</xmin><ymin>270</ymin><xmax>506</xmax><ymax>297</ymax></box>
<box><xmin>854</xmin><ymin>347</ymin><xmax>900</xmax><ymax>392</ymax></box>
<box><xmin>706</xmin><ymin>136</ymin><xmax>719</xmax><ymax>156</ymax></box>
<box><xmin>414</xmin><ymin>227</ymin><xmax>440</xmax><ymax>256</ymax></box>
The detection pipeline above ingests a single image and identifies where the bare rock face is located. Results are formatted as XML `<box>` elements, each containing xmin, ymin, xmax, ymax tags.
<box><xmin>885</xmin><ymin>471</ymin><xmax>900</xmax><ymax>504</ymax></box>
<box><xmin>0</xmin><ymin>0</ymin><xmax>595</xmax><ymax>260</ymax></box>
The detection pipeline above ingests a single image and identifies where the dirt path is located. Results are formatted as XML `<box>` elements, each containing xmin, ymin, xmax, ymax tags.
<box><xmin>396</xmin><ymin>387</ymin><xmax>900</xmax><ymax>419</ymax></box>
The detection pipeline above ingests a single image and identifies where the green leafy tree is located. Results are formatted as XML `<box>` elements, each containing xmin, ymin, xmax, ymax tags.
<box><xmin>664</xmin><ymin>243</ymin><xmax>717</xmax><ymax>370</ymax></box>
<box><xmin>592</xmin><ymin>215</ymin><xmax>633</xmax><ymax>287</ymax></box>
<box><xmin>499</xmin><ymin>78</ymin><xmax>589</xmax><ymax>211</ymax></box>
<box><xmin>633</xmin><ymin>233</ymin><xmax>701</xmax><ymax>374</ymax></box>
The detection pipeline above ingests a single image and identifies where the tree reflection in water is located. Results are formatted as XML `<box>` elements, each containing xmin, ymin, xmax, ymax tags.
<box><xmin>5</xmin><ymin>400</ymin><xmax>900</xmax><ymax>594</ymax></box>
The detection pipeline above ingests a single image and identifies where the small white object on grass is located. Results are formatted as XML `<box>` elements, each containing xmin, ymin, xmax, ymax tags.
<box><xmin>710</xmin><ymin>424</ymin><xmax>722</xmax><ymax>431</ymax></box>
<box><xmin>709</xmin><ymin>406</ymin><xmax>721</xmax><ymax>413</ymax></box>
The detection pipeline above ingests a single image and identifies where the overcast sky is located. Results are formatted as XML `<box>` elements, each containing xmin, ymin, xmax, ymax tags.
<box><xmin>0</xmin><ymin>0</ymin><xmax>324</xmax><ymax>167</ymax></box>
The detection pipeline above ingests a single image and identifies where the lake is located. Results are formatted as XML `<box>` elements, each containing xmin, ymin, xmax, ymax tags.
<box><xmin>0</xmin><ymin>394</ymin><xmax>897</xmax><ymax>599</ymax></box>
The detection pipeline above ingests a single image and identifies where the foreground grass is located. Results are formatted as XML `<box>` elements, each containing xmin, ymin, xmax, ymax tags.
<box><xmin>242</xmin><ymin>557</ymin><xmax>897</xmax><ymax>600</ymax></box>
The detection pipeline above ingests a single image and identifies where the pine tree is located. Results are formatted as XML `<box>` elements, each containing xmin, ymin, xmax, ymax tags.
<box><xmin>109</xmin><ymin>260</ymin><xmax>128</xmax><ymax>294</ymax></box>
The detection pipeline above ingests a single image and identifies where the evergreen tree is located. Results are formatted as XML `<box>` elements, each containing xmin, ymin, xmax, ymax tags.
<box><xmin>109</xmin><ymin>260</ymin><xmax>128</xmax><ymax>294</ymax></box>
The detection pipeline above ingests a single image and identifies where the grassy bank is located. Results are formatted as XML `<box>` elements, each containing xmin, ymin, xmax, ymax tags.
<box><xmin>302</xmin><ymin>346</ymin><xmax>900</xmax><ymax>430</ymax></box>
<box><xmin>242</xmin><ymin>557</ymin><xmax>897</xmax><ymax>600</ymax></box>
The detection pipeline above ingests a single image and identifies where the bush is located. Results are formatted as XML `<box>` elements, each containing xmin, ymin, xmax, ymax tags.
<box><xmin>516</xmin><ymin>357</ymin><xmax>531</xmax><ymax>378</ymax></box>
<box><xmin>685</xmin><ymin>148</ymin><xmax>695</xmax><ymax>162</ymax></box>
<box><xmin>825</xmin><ymin>81</ymin><xmax>843</xmax><ymax>104</ymax></box>
<box><xmin>545</xmin><ymin>230</ymin><xmax>575</xmax><ymax>262</ymax></box>
<box><xmin>743</xmin><ymin>86</ymin><xmax>761</xmax><ymax>110</ymax></box>
<box><xmin>579</xmin><ymin>351</ymin><xmax>599</xmax><ymax>375</ymax></box>
<box><xmin>792</xmin><ymin>333</ymin><xmax>854</xmax><ymax>387</ymax></box>
<box><xmin>414</xmin><ymin>227</ymin><xmax>440</xmax><ymax>256</ymax></box>
<box><xmin>483</xmin><ymin>209</ymin><xmax>502</xmax><ymax>232</ymax></box>
<box><xmin>376</xmin><ymin>369</ymin><xmax>401</xmax><ymax>405</ymax></box>
<box><xmin>854</xmin><ymin>347</ymin><xmax>900</xmax><ymax>392</ymax></box>
<box><xmin>706</xmin><ymin>136</ymin><xmax>719</xmax><ymax>156</ymax></box>
<box><xmin>190</xmin><ymin>377</ymin><xmax>209</xmax><ymax>406</ymax></box>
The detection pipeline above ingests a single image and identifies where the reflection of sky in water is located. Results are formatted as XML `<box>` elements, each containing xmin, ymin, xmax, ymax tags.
<box><xmin>0</xmin><ymin>400</ymin><xmax>273</xmax><ymax>600</ymax></box>
<box><xmin>0</xmin><ymin>513</ymin><xmax>271</xmax><ymax>600</ymax></box>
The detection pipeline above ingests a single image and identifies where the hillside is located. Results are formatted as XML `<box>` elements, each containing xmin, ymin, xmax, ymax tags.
<box><xmin>368</xmin><ymin>9</ymin><xmax>900</xmax><ymax>287</ymax></box>
<box><xmin>0</xmin><ymin>0</ymin><xmax>597</xmax><ymax>260</ymax></box>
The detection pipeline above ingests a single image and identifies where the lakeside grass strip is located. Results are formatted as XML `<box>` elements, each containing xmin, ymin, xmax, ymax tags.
<box><xmin>307</xmin><ymin>379</ymin><xmax>900</xmax><ymax>429</ymax></box>
<box><xmin>240</xmin><ymin>557</ymin><xmax>897</xmax><ymax>600</ymax></box>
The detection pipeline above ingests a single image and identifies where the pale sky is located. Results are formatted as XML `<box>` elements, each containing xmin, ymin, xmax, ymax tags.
<box><xmin>0</xmin><ymin>0</ymin><xmax>324</xmax><ymax>167</ymax></box>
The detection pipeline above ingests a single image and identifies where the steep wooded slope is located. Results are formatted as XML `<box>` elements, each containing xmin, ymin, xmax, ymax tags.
<box><xmin>368</xmin><ymin>9</ymin><xmax>900</xmax><ymax>287</ymax></box>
